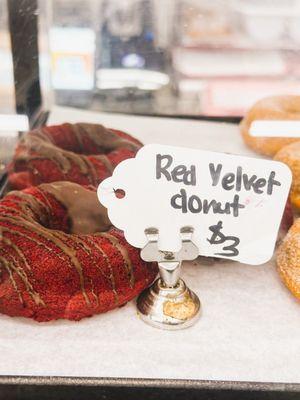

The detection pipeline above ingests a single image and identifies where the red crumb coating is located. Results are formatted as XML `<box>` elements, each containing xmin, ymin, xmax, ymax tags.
<box><xmin>0</xmin><ymin>184</ymin><xmax>157</xmax><ymax>321</ymax></box>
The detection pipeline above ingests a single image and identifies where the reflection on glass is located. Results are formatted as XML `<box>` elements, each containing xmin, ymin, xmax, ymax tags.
<box><xmin>36</xmin><ymin>0</ymin><xmax>300</xmax><ymax>117</ymax></box>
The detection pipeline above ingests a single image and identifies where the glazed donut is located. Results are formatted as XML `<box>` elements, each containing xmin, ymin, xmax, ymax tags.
<box><xmin>0</xmin><ymin>182</ymin><xmax>157</xmax><ymax>321</ymax></box>
<box><xmin>240</xmin><ymin>96</ymin><xmax>300</xmax><ymax>157</ymax></box>
<box><xmin>277</xmin><ymin>218</ymin><xmax>300</xmax><ymax>300</ymax></box>
<box><xmin>8</xmin><ymin>122</ymin><xmax>142</xmax><ymax>190</ymax></box>
<box><xmin>274</xmin><ymin>141</ymin><xmax>300</xmax><ymax>209</ymax></box>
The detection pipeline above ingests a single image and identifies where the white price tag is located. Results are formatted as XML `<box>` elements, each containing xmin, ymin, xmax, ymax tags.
<box><xmin>98</xmin><ymin>144</ymin><xmax>292</xmax><ymax>265</ymax></box>
<box><xmin>250</xmin><ymin>120</ymin><xmax>300</xmax><ymax>137</ymax></box>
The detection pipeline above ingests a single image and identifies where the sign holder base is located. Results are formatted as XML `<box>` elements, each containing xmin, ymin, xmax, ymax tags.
<box><xmin>137</xmin><ymin>227</ymin><xmax>201</xmax><ymax>330</ymax></box>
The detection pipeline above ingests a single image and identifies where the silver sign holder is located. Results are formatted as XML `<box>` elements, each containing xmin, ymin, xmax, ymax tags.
<box><xmin>137</xmin><ymin>226</ymin><xmax>201</xmax><ymax>330</ymax></box>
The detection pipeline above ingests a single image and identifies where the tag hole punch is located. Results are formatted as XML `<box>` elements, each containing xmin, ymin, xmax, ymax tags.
<box><xmin>113</xmin><ymin>188</ymin><xmax>126</xmax><ymax>199</ymax></box>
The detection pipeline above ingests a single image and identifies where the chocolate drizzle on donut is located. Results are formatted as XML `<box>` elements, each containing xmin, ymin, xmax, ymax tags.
<box><xmin>0</xmin><ymin>227</ymin><xmax>45</xmax><ymax>306</ymax></box>
<box><xmin>96</xmin><ymin>232</ymin><xmax>135</xmax><ymax>289</ymax></box>
<box><xmin>10</xmin><ymin>122</ymin><xmax>141</xmax><ymax>189</ymax></box>
<box><xmin>0</xmin><ymin>182</ymin><xmax>156</xmax><ymax>320</ymax></box>
<box><xmin>18</xmin><ymin>135</ymin><xmax>90</xmax><ymax>175</ymax></box>
<box><xmin>8</xmin><ymin>191</ymin><xmax>52</xmax><ymax>226</ymax></box>
<box><xmin>74</xmin><ymin>123</ymin><xmax>140</xmax><ymax>152</ymax></box>
<box><xmin>0</xmin><ymin>213</ymin><xmax>91</xmax><ymax>304</ymax></box>
<box><xmin>0</xmin><ymin>182</ymin><xmax>110</xmax><ymax>306</ymax></box>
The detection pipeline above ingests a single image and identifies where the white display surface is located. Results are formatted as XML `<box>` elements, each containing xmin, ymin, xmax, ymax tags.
<box><xmin>0</xmin><ymin>106</ymin><xmax>299</xmax><ymax>383</ymax></box>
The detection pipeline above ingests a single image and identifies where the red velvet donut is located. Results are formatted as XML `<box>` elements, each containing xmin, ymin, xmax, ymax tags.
<box><xmin>0</xmin><ymin>182</ymin><xmax>157</xmax><ymax>321</ymax></box>
<box><xmin>8</xmin><ymin>123</ymin><xmax>142</xmax><ymax>189</ymax></box>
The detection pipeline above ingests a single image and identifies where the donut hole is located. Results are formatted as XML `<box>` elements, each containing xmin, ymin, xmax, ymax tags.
<box><xmin>114</xmin><ymin>188</ymin><xmax>126</xmax><ymax>199</ymax></box>
<box><xmin>17</xmin><ymin>184</ymin><xmax>112</xmax><ymax>236</ymax></box>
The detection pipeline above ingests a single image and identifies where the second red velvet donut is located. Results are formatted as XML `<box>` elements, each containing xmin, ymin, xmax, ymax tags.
<box><xmin>8</xmin><ymin>122</ymin><xmax>142</xmax><ymax>189</ymax></box>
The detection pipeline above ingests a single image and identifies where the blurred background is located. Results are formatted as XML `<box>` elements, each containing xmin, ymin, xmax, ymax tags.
<box><xmin>2</xmin><ymin>0</ymin><xmax>300</xmax><ymax>119</ymax></box>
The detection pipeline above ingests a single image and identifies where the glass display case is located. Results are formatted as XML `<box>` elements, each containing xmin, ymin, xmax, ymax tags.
<box><xmin>0</xmin><ymin>1</ymin><xmax>300</xmax><ymax>399</ymax></box>
<box><xmin>11</xmin><ymin>0</ymin><xmax>299</xmax><ymax>118</ymax></box>
<box><xmin>6</xmin><ymin>0</ymin><xmax>300</xmax><ymax>119</ymax></box>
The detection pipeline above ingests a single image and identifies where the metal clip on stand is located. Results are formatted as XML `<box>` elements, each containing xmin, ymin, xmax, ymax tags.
<box><xmin>137</xmin><ymin>226</ymin><xmax>201</xmax><ymax>330</ymax></box>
